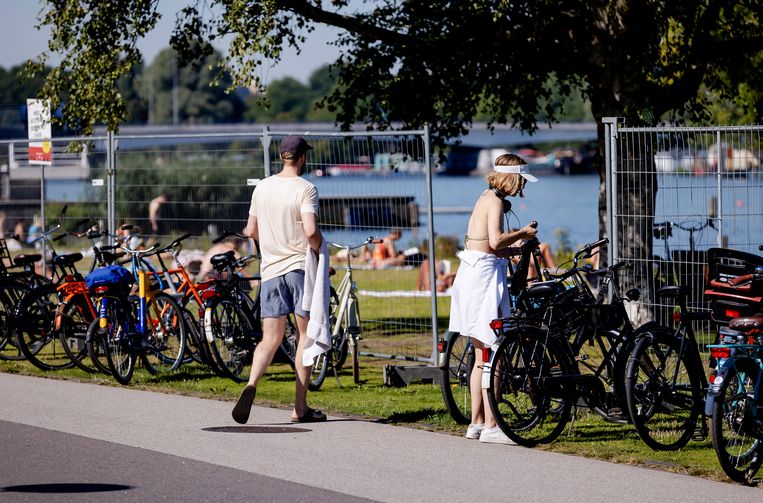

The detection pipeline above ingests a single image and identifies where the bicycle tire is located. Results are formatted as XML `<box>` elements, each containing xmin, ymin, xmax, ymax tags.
<box><xmin>348</xmin><ymin>293</ymin><xmax>361</xmax><ymax>384</ymax></box>
<box><xmin>57</xmin><ymin>298</ymin><xmax>97</xmax><ymax>373</ymax></box>
<box><xmin>15</xmin><ymin>284</ymin><xmax>75</xmax><ymax>371</ymax></box>
<box><xmin>309</xmin><ymin>352</ymin><xmax>330</xmax><ymax>391</ymax></box>
<box><xmin>711</xmin><ymin>358</ymin><xmax>763</xmax><ymax>483</ymax></box>
<box><xmin>204</xmin><ymin>296</ymin><xmax>252</xmax><ymax>382</ymax></box>
<box><xmin>440</xmin><ymin>332</ymin><xmax>474</xmax><ymax>425</ymax></box>
<box><xmin>85</xmin><ymin>318</ymin><xmax>113</xmax><ymax>375</ymax></box>
<box><xmin>140</xmin><ymin>292</ymin><xmax>187</xmax><ymax>375</ymax></box>
<box><xmin>625</xmin><ymin>326</ymin><xmax>703</xmax><ymax>451</ymax></box>
<box><xmin>0</xmin><ymin>280</ymin><xmax>27</xmax><ymax>361</ymax></box>
<box><xmin>101</xmin><ymin>300</ymin><xmax>136</xmax><ymax>385</ymax></box>
<box><xmin>487</xmin><ymin>326</ymin><xmax>575</xmax><ymax>446</ymax></box>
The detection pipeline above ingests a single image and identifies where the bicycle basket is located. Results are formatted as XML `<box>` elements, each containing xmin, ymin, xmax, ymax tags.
<box><xmin>85</xmin><ymin>265</ymin><xmax>133</xmax><ymax>295</ymax></box>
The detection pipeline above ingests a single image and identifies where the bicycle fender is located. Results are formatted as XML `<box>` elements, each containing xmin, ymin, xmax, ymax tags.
<box><xmin>705</xmin><ymin>355</ymin><xmax>757</xmax><ymax>416</ymax></box>
<box><xmin>203</xmin><ymin>307</ymin><xmax>214</xmax><ymax>343</ymax></box>
<box><xmin>482</xmin><ymin>335</ymin><xmax>506</xmax><ymax>389</ymax></box>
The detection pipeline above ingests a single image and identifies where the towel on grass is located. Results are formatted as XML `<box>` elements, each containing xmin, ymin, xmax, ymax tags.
<box><xmin>301</xmin><ymin>240</ymin><xmax>331</xmax><ymax>366</ymax></box>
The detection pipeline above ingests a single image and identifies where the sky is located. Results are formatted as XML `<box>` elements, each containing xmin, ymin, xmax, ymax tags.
<box><xmin>0</xmin><ymin>0</ymin><xmax>343</xmax><ymax>84</ymax></box>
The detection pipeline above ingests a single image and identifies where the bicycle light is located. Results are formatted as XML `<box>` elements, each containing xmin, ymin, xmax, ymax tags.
<box><xmin>94</xmin><ymin>285</ymin><xmax>109</xmax><ymax>294</ymax></box>
<box><xmin>710</xmin><ymin>347</ymin><xmax>731</xmax><ymax>359</ymax></box>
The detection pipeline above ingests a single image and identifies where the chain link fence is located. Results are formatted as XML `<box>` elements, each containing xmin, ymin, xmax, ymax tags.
<box><xmin>604</xmin><ymin>120</ymin><xmax>763</xmax><ymax>347</ymax></box>
<box><xmin>0</xmin><ymin>128</ymin><xmax>442</xmax><ymax>366</ymax></box>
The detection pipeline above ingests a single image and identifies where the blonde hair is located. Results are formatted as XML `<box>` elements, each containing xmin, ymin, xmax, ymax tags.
<box><xmin>487</xmin><ymin>153</ymin><xmax>527</xmax><ymax>197</ymax></box>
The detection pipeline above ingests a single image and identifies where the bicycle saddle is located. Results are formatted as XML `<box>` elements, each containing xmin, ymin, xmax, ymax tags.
<box><xmin>13</xmin><ymin>254</ymin><xmax>42</xmax><ymax>267</ymax></box>
<box><xmin>526</xmin><ymin>281</ymin><xmax>564</xmax><ymax>299</ymax></box>
<box><xmin>728</xmin><ymin>313</ymin><xmax>763</xmax><ymax>332</ymax></box>
<box><xmin>52</xmin><ymin>253</ymin><xmax>84</xmax><ymax>267</ymax></box>
<box><xmin>656</xmin><ymin>285</ymin><xmax>690</xmax><ymax>299</ymax></box>
<box><xmin>210</xmin><ymin>250</ymin><xmax>236</xmax><ymax>268</ymax></box>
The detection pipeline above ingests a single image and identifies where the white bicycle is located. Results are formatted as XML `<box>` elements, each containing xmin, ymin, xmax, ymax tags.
<box><xmin>309</xmin><ymin>237</ymin><xmax>380</xmax><ymax>390</ymax></box>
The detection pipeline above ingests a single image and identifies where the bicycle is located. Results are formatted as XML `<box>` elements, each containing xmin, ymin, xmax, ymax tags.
<box><xmin>624</xmin><ymin>285</ymin><xmax>711</xmax><ymax>450</ymax></box>
<box><xmin>87</xmin><ymin>240</ymin><xmax>187</xmax><ymax>384</ymax></box>
<box><xmin>707</xmin><ymin>263</ymin><xmax>763</xmax><ymax>484</ymax></box>
<box><xmin>309</xmin><ymin>237</ymin><xmax>379</xmax><ymax>391</ymax></box>
<box><xmin>202</xmin><ymin>232</ymin><xmax>297</xmax><ymax>382</ymax></box>
<box><xmin>141</xmin><ymin>233</ymin><xmax>217</xmax><ymax>370</ymax></box>
<box><xmin>485</xmin><ymin>238</ymin><xmax>645</xmax><ymax>446</ymax></box>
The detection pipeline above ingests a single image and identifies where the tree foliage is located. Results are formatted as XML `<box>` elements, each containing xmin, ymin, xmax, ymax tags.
<box><xmin>27</xmin><ymin>1</ymin><xmax>763</xmax><ymax>142</ymax></box>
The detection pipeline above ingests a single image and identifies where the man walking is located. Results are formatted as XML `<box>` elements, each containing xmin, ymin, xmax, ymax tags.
<box><xmin>232</xmin><ymin>135</ymin><xmax>326</xmax><ymax>424</ymax></box>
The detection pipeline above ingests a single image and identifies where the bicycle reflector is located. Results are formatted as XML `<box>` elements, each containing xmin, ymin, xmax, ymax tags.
<box><xmin>710</xmin><ymin>347</ymin><xmax>731</xmax><ymax>359</ymax></box>
<box><xmin>489</xmin><ymin>319</ymin><xmax>504</xmax><ymax>330</ymax></box>
<box><xmin>725</xmin><ymin>308</ymin><xmax>741</xmax><ymax>319</ymax></box>
<box><xmin>94</xmin><ymin>285</ymin><xmax>110</xmax><ymax>294</ymax></box>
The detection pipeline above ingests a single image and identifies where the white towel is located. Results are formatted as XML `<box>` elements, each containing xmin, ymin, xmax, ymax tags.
<box><xmin>301</xmin><ymin>240</ymin><xmax>331</xmax><ymax>366</ymax></box>
<box><xmin>448</xmin><ymin>250</ymin><xmax>510</xmax><ymax>347</ymax></box>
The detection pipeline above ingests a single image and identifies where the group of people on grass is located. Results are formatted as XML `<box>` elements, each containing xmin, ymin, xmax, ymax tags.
<box><xmin>229</xmin><ymin>135</ymin><xmax>546</xmax><ymax>444</ymax></box>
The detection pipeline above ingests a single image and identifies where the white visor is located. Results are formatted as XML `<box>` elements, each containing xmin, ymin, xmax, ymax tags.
<box><xmin>493</xmin><ymin>163</ymin><xmax>538</xmax><ymax>182</ymax></box>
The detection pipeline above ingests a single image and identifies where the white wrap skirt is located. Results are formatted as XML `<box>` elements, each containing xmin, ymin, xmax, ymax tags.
<box><xmin>447</xmin><ymin>250</ymin><xmax>510</xmax><ymax>346</ymax></box>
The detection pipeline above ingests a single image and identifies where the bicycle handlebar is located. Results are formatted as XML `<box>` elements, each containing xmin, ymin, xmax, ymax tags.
<box><xmin>575</xmin><ymin>238</ymin><xmax>608</xmax><ymax>259</ymax></box>
<box><xmin>159</xmin><ymin>233</ymin><xmax>192</xmax><ymax>253</ymax></box>
<box><xmin>212</xmin><ymin>231</ymin><xmax>247</xmax><ymax>244</ymax></box>
<box><xmin>329</xmin><ymin>236</ymin><xmax>379</xmax><ymax>250</ymax></box>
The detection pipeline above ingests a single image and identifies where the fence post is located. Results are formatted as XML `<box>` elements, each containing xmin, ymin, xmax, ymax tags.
<box><xmin>715</xmin><ymin>130</ymin><xmax>723</xmax><ymax>246</ymax></box>
<box><xmin>423</xmin><ymin>125</ymin><xmax>438</xmax><ymax>362</ymax></box>
<box><xmin>261</xmin><ymin>127</ymin><xmax>272</xmax><ymax>177</ymax></box>
<box><xmin>107</xmin><ymin>131</ymin><xmax>116</xmax><ymax>235</ymax></box>
<box><xmin>602</xmin><ymin>117</ymin><xmax>622</xmax><ymax>268</ymax></box>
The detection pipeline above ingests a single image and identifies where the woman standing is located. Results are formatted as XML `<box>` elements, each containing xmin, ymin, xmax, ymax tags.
<box><xmin>448</xmin><ymin>153</ymin><xmax>538</xmax><ymax>444</ymax></box>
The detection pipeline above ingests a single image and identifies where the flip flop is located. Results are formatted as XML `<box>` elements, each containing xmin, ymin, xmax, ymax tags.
<box><xmin>291</xmin><ymin>407</ymin><xmax>327</xmax><ymax>423</ymax></box>
<box><xmin>232</xmin><ymin>385</ymin><xmax>257</xmax><ymax>424</ymax></box>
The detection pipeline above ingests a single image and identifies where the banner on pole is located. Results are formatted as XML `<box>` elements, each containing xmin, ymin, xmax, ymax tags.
<box><xmin>27</xmin><ymin>99</ymin><xmax>52</xmax><ymax>165</ymax></box>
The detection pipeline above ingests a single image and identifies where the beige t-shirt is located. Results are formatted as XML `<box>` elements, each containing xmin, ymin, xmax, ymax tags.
<box><xmin>249</xmin><ymin>175</ymin><xmax>318</xmax><ymax>281</ymax></box>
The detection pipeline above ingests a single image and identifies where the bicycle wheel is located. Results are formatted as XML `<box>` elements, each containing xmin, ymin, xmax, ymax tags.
<box><xmin>347</xmin><ymin>293</ymin><xmax>362</xmax><ymax>384</ymax></box>
<box><xmin>140</xmin><ymin>292</ymin><xmax>187</xmax><ymax>375</ymax></box>
<box><xmin>57</xmin><ymin>298</ymin><xmax>97</xmax><ymax>373</ymax></box>
<box><xmin>15</xmin><ymin>284</ymin><xmax>75</xmax><ymax>371</ymax></box>
<box><xmin>204</xmin><ymin>296</ymin><xmax>252</xmax><ymax>382</ymax></box>
<box><xmin>101</xmin><ymin>300</ymin><xmax>136</xmax><ymax>385</ymax></box>
<box><xmin>625</xmin><ymin>327</ymin><xmax>703</xmax><ymax>451</ymax></box>
<box><xmin>440</xmin><ymin>332</ymin><xmax>474</xmax><ymax>425</ymax></box>
<box><xmin>85</xmin><ymin>318</ymin><xmax>113</xmax><ymax>375</ymax></box>
<box><xmin>309</xmin><ymin>352</ymin><xmax>330</xmax><ymax>391</ymax></box>
<box><xmin>487</xmin><ymin>327</ymin><xmax>575</xmax><ymax>446</ymax></box>
<box><xmin>0</xmin><ymin>280</ymin><xmax>27</xmax><ymax>361</ymax></box>
<box><xmin>711</xmin><ymin>358</ymin><xmax>763</xmax><ymax>483</ymax></box>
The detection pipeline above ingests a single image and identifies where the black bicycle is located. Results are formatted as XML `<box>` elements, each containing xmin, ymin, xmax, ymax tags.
<box><xmin>624</xmin><ymin>285</ymin><xmax>711</xmax><ymax>450</ymax></box>
<box><xmin>485</xmin><ymin>238</ymin><xmax>645</xmax><ymax>446</ymax></box>
<box><xmin>202</xmin><ymin>232</ymin><xmax>297</xmax><ymax>382</ymax></box>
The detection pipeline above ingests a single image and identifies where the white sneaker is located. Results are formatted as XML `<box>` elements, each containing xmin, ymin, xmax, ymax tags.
<box><xmin>479</xmin><ymin>426</ymin><xmax>516</xmax><ymax>445</ymax></box>
<box><xmin>465</xmin><ymin>423</ymin><xmax>484</xmax><ymax>439</ymax></box>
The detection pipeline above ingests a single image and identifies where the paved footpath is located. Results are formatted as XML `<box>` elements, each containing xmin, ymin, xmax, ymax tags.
<box><xmin>1</xmin><ymin>373</ymin><xmax>761</xmax><ymax>502</ymax></box>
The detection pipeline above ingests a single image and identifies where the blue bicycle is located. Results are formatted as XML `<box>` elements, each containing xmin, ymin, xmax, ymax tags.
<box><xmin>707</xmin><ymin>264</ymin><xmax>763</xmax><ymax>484</ymax></box>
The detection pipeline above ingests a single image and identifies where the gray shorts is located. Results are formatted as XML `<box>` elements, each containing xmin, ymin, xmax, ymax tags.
<box><xmin>260</xmin><ymin>269</ymin><xmax>309</xmax><ymax>318</ymax></box>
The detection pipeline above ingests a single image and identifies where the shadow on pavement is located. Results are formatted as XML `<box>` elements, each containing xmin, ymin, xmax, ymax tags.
<box><xmin>202</xmin><ymin>425</ymin><xmax>311</xmax><ymax>434</ymax></box>
<box><xmin>2</xmin><ymin>483</ymin><xmax>133</xmax><ymax>494</ymax></box>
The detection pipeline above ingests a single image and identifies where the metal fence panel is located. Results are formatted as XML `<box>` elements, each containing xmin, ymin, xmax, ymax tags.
<box><xmin>606</xmin><ymin>121</ymin><xmax>763</xmax><ymax>347</ymax></box>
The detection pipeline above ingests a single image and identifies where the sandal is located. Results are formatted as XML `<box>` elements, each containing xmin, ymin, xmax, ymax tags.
<box><xmin>291</xmin><ymin>407</ymin><xmax>327</xmax><ymax>423</ymax></box>
<box><xmin>232</xmin><ymin>385</ymin><xmax>257</xmax><ymax>424</ymax></box>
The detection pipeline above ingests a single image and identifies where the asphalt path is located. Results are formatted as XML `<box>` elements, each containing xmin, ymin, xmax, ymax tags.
<box><xmin>1</xmin><ymin>373</ymin><xmax>761</xmax><ymax>502</ymax></box>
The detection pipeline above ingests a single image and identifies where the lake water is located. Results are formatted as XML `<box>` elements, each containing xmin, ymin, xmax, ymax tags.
<box><xmin>310</xmin><ymin>173</ymin><xmax>601</xmax><ymax>250</ymax></box>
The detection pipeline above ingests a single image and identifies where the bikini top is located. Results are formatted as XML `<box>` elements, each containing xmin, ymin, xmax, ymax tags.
<box><xmin>464</xmin><ymin>189</ymin><xmax>508</xmax><ymax>247</ymax></box>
